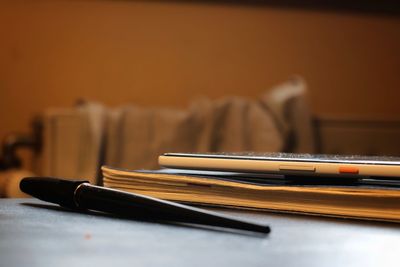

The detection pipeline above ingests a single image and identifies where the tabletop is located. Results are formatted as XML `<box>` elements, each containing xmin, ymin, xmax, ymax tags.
<box><xmin>0</xmin><ymin>199</ymin><xmax>399</xmax><ymax>267</ymax></box>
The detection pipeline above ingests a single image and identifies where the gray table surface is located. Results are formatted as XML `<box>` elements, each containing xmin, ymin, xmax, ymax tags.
<box><xmin>1</xmin><ymin>199</ymin><xmax>399</xmax><ymax>267</ymax></box>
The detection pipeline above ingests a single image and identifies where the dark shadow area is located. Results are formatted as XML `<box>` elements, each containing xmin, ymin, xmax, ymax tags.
<box><xmin>126</xmin><ymin>0</ymin><xmax>400</xmax><ymax>16</ymax></box>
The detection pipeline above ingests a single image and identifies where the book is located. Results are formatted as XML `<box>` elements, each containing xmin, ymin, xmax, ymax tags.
<box><xmin>102</xmin><ymin>166</ymin><xmax>400</xmax><ymax>223</ymax></box>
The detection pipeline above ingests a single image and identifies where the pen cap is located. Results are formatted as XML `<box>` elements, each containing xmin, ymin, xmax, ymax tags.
<box><xmin>20</xmin><ymin>177</ymin><xmax>88</xmax><ymax>208</ymax></box>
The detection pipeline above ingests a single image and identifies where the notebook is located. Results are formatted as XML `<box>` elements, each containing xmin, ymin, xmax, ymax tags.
<box><xmin>102</xmin><ymin>165</ymin><xmax>400</xmax><ymax>222</ymax></box>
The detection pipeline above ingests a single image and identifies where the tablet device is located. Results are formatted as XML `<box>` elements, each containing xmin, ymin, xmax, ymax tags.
<box><xmin>159</xmin><ymin>152</ymin><xmax>400</xmax><ymax>179</ymax></box>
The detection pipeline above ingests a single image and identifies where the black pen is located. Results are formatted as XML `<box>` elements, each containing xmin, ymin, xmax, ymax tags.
<box><xmin>20</xmin><ymin>177</ymin><xmax>270</xmax><ymax>234</ymax></box>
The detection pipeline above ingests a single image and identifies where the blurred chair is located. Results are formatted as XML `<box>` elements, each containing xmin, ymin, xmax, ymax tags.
<box><xmin>263</xmin><ymin>76</ymin><xmax>315</xmax><ymax>153</ymax></box>
<box><xmin>0</xmin><ymin>77</ymin><xmax>315</xmax><ymax>197</ymax></box>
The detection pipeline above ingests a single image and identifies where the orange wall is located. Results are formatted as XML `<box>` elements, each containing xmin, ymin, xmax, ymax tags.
<box><xmin>1</xmin><ymin>0</ymin><xmax>400</xmax><ymax>143</ymax></box>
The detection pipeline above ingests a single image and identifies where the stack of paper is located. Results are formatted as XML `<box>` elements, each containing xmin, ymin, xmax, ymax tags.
<box><xmin>102</xmin><ymin>166</ymin><xmax>400</xmax><ymax>222</ymax></box>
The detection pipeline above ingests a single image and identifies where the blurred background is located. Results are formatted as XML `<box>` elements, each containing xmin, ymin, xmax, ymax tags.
<box><xmin>1</xmin><ymin>0</ymin><xmax>400</xmax><ymax>196</ymax></box>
